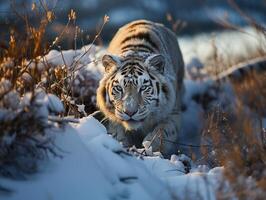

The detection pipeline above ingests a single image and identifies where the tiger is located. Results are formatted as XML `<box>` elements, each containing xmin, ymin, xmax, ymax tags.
<box><xmin>96</xmin><ymin>20</ymin><xmax>184</xmax><ymax>157</ymax></box>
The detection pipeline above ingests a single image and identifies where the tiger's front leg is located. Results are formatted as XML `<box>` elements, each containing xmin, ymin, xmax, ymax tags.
<box><xmin>143</xmin><ymin>114</ymin><xmax>180</xmax><ymax>158</ymax></box>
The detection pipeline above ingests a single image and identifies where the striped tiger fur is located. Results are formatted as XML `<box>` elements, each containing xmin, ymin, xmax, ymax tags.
<box><xmin>96</xmin><ymin>20</ymin><xmax>184</xmax><ymax>157</ymax></box>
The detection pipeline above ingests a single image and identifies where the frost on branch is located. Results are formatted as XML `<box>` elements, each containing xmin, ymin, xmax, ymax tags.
<box><xmin>40</xmin><ymin>44</ymin><xmax>106</xmax><ymax>116</ymax></box>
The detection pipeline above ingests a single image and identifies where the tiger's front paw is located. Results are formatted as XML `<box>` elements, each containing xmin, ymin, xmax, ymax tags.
<box><xmin>143</xmin><ymin>126</ymin><xmax>165</xmax><ymax>152</ymax></box>
<box><xmin>143</xmin><ymin>124</ymin><xmax>178</xmax><ymax>157</ymax></box>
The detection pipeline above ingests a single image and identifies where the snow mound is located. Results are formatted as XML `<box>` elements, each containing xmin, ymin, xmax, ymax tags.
<box><xmin>2</xmin><ymin>116</ymin><xmax>222</xmax><ymax>200</ymax></box>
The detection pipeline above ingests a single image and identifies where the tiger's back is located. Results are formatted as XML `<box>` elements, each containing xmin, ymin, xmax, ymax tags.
<box><xmin>108</xmin><ymin>20</ymin><xmax>184</xmax><ymax>90</ymax></box>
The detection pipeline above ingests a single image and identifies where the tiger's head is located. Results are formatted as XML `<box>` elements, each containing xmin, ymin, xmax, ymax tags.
<box><xmin>97</xmin><ymin>52</ymin><xmax>176</xmax><ymax>131</ymax></box>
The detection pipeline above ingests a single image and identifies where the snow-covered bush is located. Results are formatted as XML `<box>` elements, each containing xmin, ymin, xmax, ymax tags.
<box><xmin>0</xmin><ymin>77</ymin><xmax>65</xmax><ymax>179</ymax></box>
<box><xmin>39</xmin><ymin>44</ymin><xmax>106</xmax><ymax>117</ymax></box>
<box><xmin>0</xmin><ymin>6</ymin><xmax>68</xmax><ymax>180</ymax></box>
<box><xmin>0</xmin><ymin>3</ymin><xmax>109</xmax><ymax>183</ymax></box>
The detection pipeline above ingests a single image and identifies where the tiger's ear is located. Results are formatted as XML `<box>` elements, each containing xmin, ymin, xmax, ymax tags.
<box><xmin>145</xmin><ymin>54</ymin><xmax>165</xmax><ymax>74</ymax></box>
<box><xmin>102</xmin><ymin>54</ymin><xmax>120</xmax><ymax>73</ymax></box>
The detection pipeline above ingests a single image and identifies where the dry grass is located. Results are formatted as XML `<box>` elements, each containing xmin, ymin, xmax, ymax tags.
<box><xmin>201</xmin><ymin>60</ymin><xmax>266</xmax><ymax>200</ymax></box>
<box><xmin>198</xmin><ymin>3</ymin><xmax>266</xmax><ymax>197</ymax></box>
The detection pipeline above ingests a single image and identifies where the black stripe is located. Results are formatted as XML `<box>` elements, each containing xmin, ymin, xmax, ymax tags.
<box><xmin>113</xmin><ymin>80</ymin><xmax>119</xmax><ymax>84</ymax></box>
<box><xmin>136</xmin><ymin>70</ymin><xmax>143</xmax><ymax>76</ymax></box>
<box><xmin>121</xmin><ymin>62</ymin><xmax>145</xmax><ymax>70</ymax></box>
<box><xmin>133</xmin><ymin>79</ymin><xmax>138</xmax><ymax>86</ymax></box>
<box><xmin>101</xmin><ymin>87</ymin><xmax>106</xmax><ymax>99</ymax></box>
<box><xmin>127</xmin><ymin>24</ymin><xmax>152</xmax><ymax>33</ymax></box>
<box><xmin>162</xmin><ymin>84</ymin><xmax>169</xmax><ymax>99</ymax></box>
<box><xmin>121</xmin><ymin>32</ymin><xmax>158</xmax><ymax>50</ymax></box>
<box><xmin>148</xmin><ymin>72</ymin><xmax>156</xmax><ymax>80</ymax></box>
<box><xmin>121</xmin><ymin>44</ymin><xmax>155</xmax><ymax>52</ymax></box>
<box><xmin>134</xmin><ymin>66</ymin><xmax>144</xmax><ymax>72</ymax></box>
<box><xmin>156</xmin><ymin>82</ymin><xmax>160</xmax><ymax>94</ymax></box>
<box><xmin>109</xmin><ymin>73</ymin><xmax>116</xmax><ymax>81</ymax></box>
<box><xmin>143</xmin><ymin>79</ymin><xmax>149</xmax><ymax>84</ymax></box>
<box><xmin>121</xmin><ymin>70</ymin><xmax>127</xmax><ymax>75</ymax></box>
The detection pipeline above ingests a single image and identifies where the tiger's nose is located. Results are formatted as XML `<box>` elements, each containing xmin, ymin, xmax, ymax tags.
<box><xmin>123</xmin><ymin>108</ymin><xmax>137</xmax><ymax>117</ymax></box>
<box><xmin>123</xmin><ymin>95</ymin><xmax>138</xmax><ymax>117</ymax></box>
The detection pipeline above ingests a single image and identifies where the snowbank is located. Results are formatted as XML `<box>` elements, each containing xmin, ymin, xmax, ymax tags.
<box><xmin>180</xmin><ymin>27</ymin><xmax>266</xmax><ymax>78</ymax></box>
<box><xmin>2</xmin><ymin>116</ymin><xmax>223</xmax><ymax>200</ymax></box>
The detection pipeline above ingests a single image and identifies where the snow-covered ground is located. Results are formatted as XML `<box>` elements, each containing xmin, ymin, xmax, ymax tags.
<box><xmin>1</xmin><ymin>27</ymin><xmax>265</xmax><ymax>199</ymax></box>
<box><xmin>180</xmin><ymin>26</ymin><xmax>266</xmax><ymax>76</ymax></box>
<box><xmin>2</xmin><ymin>116</ymin><xmax>223</xmax><ymax>200</ymax></box>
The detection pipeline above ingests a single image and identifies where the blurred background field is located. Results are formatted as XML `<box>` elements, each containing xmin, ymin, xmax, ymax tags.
<box><xmin>0</xmin><ymin>0</ymin><xmax>265</xmax><ymax>46</ymax></box>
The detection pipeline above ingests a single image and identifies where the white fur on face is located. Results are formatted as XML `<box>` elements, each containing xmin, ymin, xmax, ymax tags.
<box><xmin>108</xmin><ymin>70</ymin><xmax>158</xmax><ymax>130</ymax></box>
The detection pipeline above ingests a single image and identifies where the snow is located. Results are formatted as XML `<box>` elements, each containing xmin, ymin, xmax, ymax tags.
<box><xmin>43</xmin><ymin>44</ymin><xmax>106</xmax><ymax>79</ymax></box>
<box><xmin>2</xmin><ymin>123</ymin><xmax>114</xmax><ymax>200</ymax></box>
<box><xmin>0</xmin><ymin>79</ymin><xmax>12</xmax><ymax>94</ymax></box>
<box><xmin>77</xmin><ymin>104</ymin><xmax>86</xmax><ymax>115</ymax></box>
<box><xmin>2</xmin><ymin>116</ymin><xmax>223</xmax><ymax>200</ymax></box>
<box><xmin>45</xmin><ymin>94</ymin><xmax>65</xmax><ymax>114</ymax></box>
<box><xmin>179</xmin><ymin>27</ymin><xmax>266</xmax><ymax>70</ymax></box>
